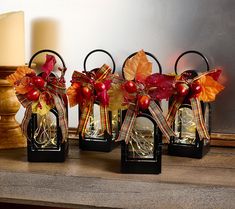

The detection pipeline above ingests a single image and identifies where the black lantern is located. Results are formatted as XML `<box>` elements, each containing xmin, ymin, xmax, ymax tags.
<box><xmin>120</xmin><ymin>51</ymin><xmax>163</xmax><ymax>174</ymax></box>
<box><xmin>78</xmin><ymin>49</ymin><xmax>120</xmax><ymax>152</ymax></box>
<box><xmin>168</xmin><ymin>50</ymin><xmax>211</xmax><ymax>159</ymax></box>
<box><xmin>27</xmin><ymin>49</ymin><xmax>69</xmax><ymax>162</ymax></box>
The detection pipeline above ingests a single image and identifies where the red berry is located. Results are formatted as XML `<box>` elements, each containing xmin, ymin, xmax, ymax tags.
<box><xmin>138</xmin><ymin>95</ymin><xmax>150</xmax><ymax>110</ymax></box>
<box><xmin>124</xmin><ymin>81</ymin><xmax>137</xmax><ymax>93</ymax></box>
<box><xmin>175</xmin><ymin>82</ymin><xmax>190</xmax><ymax>96</ymax></box>
<box><xmin>26</xmin><ymin>89</ymin><xmax>40</xmax><ymax>101</ymax></box>
<box><xmin>190</xmin><ymin>82</ymin><xmax>202</xmax><ymax>95</ymax></box>
<box><xmin>32</xmin><ymin>76</ymin><xmax>45</xmax><ymax>89</ymax></box>
<box><xmin>81</xmin><ymin>86</ymin><xmax>92</xmax><ymax>99</ymax></box>
<box><xmin>94</xmin><ymin>82</ymin><xmax>106</xmax><ymax>92</ymax></box>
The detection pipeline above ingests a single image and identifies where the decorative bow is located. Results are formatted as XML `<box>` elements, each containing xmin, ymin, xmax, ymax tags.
<box><xmin>116</xmin><ymin>50</ymin><xmax>176</xmax><ymax>143</ymax></box>
<box><xmin>166</xmin><ymin>68</ymin><xmax>224</xmax><ymax>140</ymax></box>
<box><xmin>7</xmin><ymin>54</ymin><xmax>68</xmax><ymax>142</ymax></box>
<box><xmin>67</xmin><ymin>64</ymin><xmax>112</xmax><ymax>138</ymax></box>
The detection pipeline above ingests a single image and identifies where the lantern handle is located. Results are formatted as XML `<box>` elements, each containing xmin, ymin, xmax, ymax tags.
<box><xmin>174</xmin><ymin>50</ymin><xmax>209</xmax><ymax>75</ymax></box>
<box><xmin>28</xmin><ymin>49</ymin><xmax>66</xmax><ymax>69</ymax></box>
<box><xmin>122</xmin><ymin>51</ymin><xmax>162</xmax><ymax>80</ymax></box>
<box><xmin>83</xmin><ymin>49</ymin><xmax>115</xmax><ymax>74</ymax></box>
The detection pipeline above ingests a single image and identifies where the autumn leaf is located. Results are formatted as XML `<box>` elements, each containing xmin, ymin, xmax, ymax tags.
<box><xmin>32</xmin><ymin>98</ymin><xmax>53</xmax><ymax>116</ymax></box>
<box><xmin>146</xmin><ymin>73</ymin><xmax>175</xmax><ymax>100</ymax></box>
<box><xmin>15</xmin><ymin>76</ymin><xmax>34</xmax><ymax>94</ymax></box>
<box><xmin>198</xmin><ymin>75</ymin><xmax>224</xmax><ymax>102</ymax></box>
<box><xmin>41</xmin><ymin>54</ymin><xmax>56</xmax><ymax>77</ymax></box>
<box><xmin>206</xmin><ymin>68</ymin><xmax>222</xmax><ymax>81</ymax></box>
<box><xmin>135</xmin><ymin>61</ymin><xmax>152</xmax><ymax>82</ymax></box>
<box><xmin>107</xmin><ymin>83</ymin><xmax>128</xmax><ymax>111</ymax></box>
<box><xmin>123</xmin><ymin>50</ymin><xmax>152</xmax><ymax>81</ymax></box>
<box><xmin>123</xmin><ymin>55</ymin><xmax>139</xmax><ymax>80</ymax></box>
<box><xmin>67</xmin><ymin>85</ymin><xmax>79</xmax><ymax>107</ymax></box>
<box><xmin>6</xmin><ymin>66</ymin><xmax>35</xmax><ymax>86</ymax></box>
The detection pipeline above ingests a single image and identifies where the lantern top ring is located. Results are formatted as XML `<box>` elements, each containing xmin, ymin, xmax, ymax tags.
<box><xmin>83</xmin><ymin>49</ymin><xmax>115</xmax><ymax>74</ymax></box>
<box><xmin>174</xmin><ymin>50</ymin><xmax>209</xmax><ymax>75</ymax></box>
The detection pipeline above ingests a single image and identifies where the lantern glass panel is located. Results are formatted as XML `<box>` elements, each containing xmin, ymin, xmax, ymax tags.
<box><xmin>34</xmin><ymin>111</ymin><xmax>58</xmax><ymax>149</ymax></box>
<box><xmin>85</xmin><ymin>104</ymin><xmax>103</xmax><ymax>139</ymax></box>
<box><xmin>174</xmin><ymin>106</ymin><xmax>196</xmax><ymax>144</ymax></box>
<box><xmin>128</xmin><ymin>117</ymin><xmax>154</xmax><ymax>159</ymax></box>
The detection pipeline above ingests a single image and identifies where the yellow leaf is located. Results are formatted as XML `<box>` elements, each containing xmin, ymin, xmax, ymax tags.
<box><xmin>123</xmin><ymin>50</ymin><xmax>152</xmax><ymax>81</ymax></box>
<box><xmin>32</xmin><ymin>99</ymin><xmax>53</xmax><ymax>116</ymax></box>
<box><xmin>108</xmin><ymin>83</ymin><xmax>128</xmax><ymax>111</ymax></box>
<box><xmin>198</xmin><ymin>75</ymin><xmax>224</xmax><ymax>102</ymax></box>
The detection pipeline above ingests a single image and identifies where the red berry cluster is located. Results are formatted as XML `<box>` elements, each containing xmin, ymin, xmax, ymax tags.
<box><xmin>123</xmin><ymin>80</ymin><xmax>151</xmax><ymax>110</ymax></box>
<box><xmin>26</xmin><ymin>76</ymin><xmax>46</xmax><ymax>101</ymax></box>
<box><xmin>175</xmin><ymin>81</ymin><xmax>202</xmax><ymax>98</ymax></box>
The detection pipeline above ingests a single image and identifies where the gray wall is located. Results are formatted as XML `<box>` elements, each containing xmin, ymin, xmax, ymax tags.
<box><xmin>1</xmin><ymin>0</ymin><xmax>235</xmax><ymax>133</ymax></box>
<box><xmin>156</xmin><ymin>0</ymin><xmax>235</xmax><ymax>133</ymax></box>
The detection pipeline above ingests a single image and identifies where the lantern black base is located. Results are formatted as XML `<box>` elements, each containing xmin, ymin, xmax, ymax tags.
<box><xmin>121</xmin><ymin>141</ymin><xmax>162</xmax><ymax>174</ymax></box>
<box><xmin>79</xmin><ymin>132</ymin><xmax>119</xmax><ymax>152</ymax></box>
<box><xmin>168</xmin><ymin>142</ymin><xmax>210</xmax><ymax>159</ymax></box>
<box><xmin>27</xmin><ymin>141</ymin><xmax>69</xmax><ymax>162</ymax></box>
<box><xmin>121</xmin><ymin>161</ymin><xmax>161</xmax><ymax>174</ymax></box>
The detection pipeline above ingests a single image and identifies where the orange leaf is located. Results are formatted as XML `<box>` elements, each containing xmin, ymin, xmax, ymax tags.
<box><xmin>67</xmin><ymin>85</ymin><xmax>79</xmax><ymax>107</ymax></box>
<box><xmin>15</xmin><ymin>77</ymin><xmax>33</xmax><ymax>94</ymax></box>
<box><xmin>6</xmin><ymin>66</ymin><xmax>35</xmax><ymax>86</ymax></box>
<box><xmin>123</xmin><ymin>50</ymin><xmax>152</xmax><ymax>81</ymax></box>
<box><xmin>198</xmin><ymin>75</ymin><xmax>224</xmax><ymax>102</ymax></box>
<box><xmin>136</xmin><ymin>61</ymin><xmax>152</xmax><ymax>82</ymax></box>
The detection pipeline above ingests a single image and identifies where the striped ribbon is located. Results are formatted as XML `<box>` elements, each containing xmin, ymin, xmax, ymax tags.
<box><xmin>166</xmin><ymin>96</ymin><xmax>210</xmax><ymax>140</ymax></box>
<box><xmin>77</xmin><ymin>102</ymin><xmax>92</xmax><ymax>137</ymax></box>
<box><xmin>148</xmin><ymin>100</ymin><xmax>176</xmax><ymax>142</ymax></box>
<box><xmin>117</xmin><ymin>101</ymin><xmax>175</xmax><ymax>143</ymax></box>
<box><xmin>116</xmin><ymin>104</ymin><xmax>137</xmax><ymax>143</ymax></box>
<box><xmin>190</xmin><ymin>97</ymin><xmax>210</xmax><ymax>140</ymax></box>
<box><xmin>166</xmin><ymin>96</ymin><xmax>184</xmax><ymax>126</ymax></box>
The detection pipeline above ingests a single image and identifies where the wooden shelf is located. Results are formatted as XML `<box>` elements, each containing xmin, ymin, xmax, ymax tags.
<box><xmin>0</xmin><ymin>140</ymin><xmax>234</xmax><ymax>209</ymax></box>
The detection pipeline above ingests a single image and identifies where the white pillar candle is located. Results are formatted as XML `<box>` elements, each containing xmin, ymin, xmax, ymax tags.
<box><xmin>0</xmin><ymin>11</ymin><xmax>25</xmax><ymax>66</ymax></box>
<box><xmin>31</xmin><ymin>18</ymin><xmax>59</xmax><ymax>65</ymax></box>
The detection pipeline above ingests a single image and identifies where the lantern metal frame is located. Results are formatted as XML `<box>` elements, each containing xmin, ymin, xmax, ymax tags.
<box><xmin>168</xmin><ymin>50</ymin><xmax>211</xmax><ymax>159</ymax></box>
<box><xmin>27</xmin><ymin>49</ymin><xmax>69</xmax><ymax>162</ymax></box>
<box><xmin>120</xmin><ymin>51</ymin><xmax>163</xmax><ymax>174</ymax></box>
<box><xmin>78</xmin><ymin>49</ymin><xmax>120</xmax><ymax>152</ymax></box>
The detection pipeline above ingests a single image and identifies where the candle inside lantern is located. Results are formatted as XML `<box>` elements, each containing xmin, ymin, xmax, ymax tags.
<box><xmin>0</xmin><ymin>11</ymin><xmax>25</xmax><ymax>66</ymax></box>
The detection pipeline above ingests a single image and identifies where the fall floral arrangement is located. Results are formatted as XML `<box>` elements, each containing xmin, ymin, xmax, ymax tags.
<box><xmin>7</xmin><ymin>54</ymin><xmax>68</xmax><ymax>143</ymax></box>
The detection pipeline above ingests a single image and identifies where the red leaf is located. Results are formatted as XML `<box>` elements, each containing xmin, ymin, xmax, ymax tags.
<box><xmin>206</xmin><ymin>68</ymin><xmax>222</xmax><ymax>81</ymax></box>
<box><xmin>41</xmin><ymin>54</ymin><xmax>56</xmax><ymax>76</ymax></box>
<box><xmin>145</xmin><ymin>73</ymin><xmax>175</xmax><ymax>100</ymax></box>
